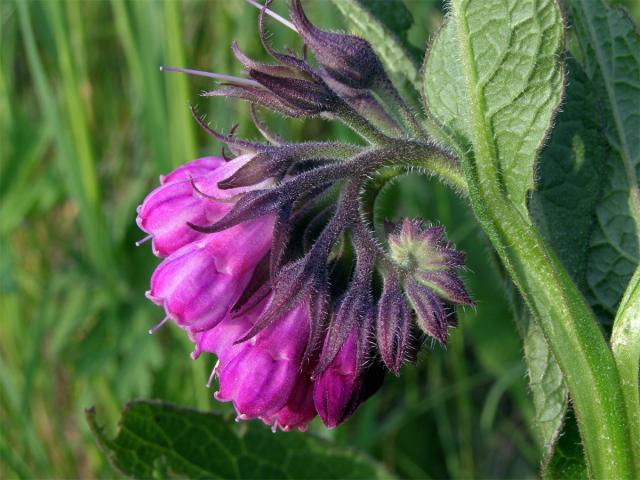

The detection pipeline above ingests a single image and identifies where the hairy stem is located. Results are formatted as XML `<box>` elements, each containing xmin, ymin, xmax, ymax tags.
<box><xmin>374</xmin><ymin>77</ymin><xmax>427</xmax><ymax>139</ymax></box>
<box><xmin>449</xmin><ymin>1</ymin><xmax>633</xmax><ymax>477</ymax></box>
<box><xmin>334</xmin><ymin>103</ymin><xmax>391</xmax><ymax>144</ymax></box>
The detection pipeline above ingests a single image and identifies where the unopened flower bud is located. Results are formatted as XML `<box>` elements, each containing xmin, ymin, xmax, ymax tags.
<box><xmin>389</xmin><ymin>220</ymin><xmax>464</xmax><ymax>272</ymax></box>
<box><xmin>388</xmin><ymin>219</ymin><xmax>473</xmax><ymax>344</ymax></box>
<box><xmin>290</xmin><ymin>0</ymin><xmax>385</xmax><ymax>90</ymax></box>
<box><xmin>249</xmin><ymin>70</ymin><xmax>340</xmax><ymax>116</ymax></box>
<box><xmin>313</xmin><ymin>318</ymin><xmax>383</xmax><ymax>428</ymax></box>
<box><xmin>376</xmin><ymin>273</ymin><xmax>412</xmax><ymax>374</ymax></box>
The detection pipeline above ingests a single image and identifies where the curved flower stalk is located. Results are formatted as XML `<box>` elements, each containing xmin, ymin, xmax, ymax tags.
<box><xmin>137</xmin><ymin>0</ymin><xmax>473</xmax><ymax>431</ymax></box>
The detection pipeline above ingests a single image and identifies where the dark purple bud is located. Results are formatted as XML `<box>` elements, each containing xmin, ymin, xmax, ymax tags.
<box><xmin>249</xmin><ymin>70</ymin><xmax>340</xmax><ymax>115</ymax></box>
<box><xmin>376</xmin><ymin>273</ymin><xmax>411</xmax><ymax>375</ymax></box>
<box><xmin>312</xmin><ymin>326</ymin><xmax>357</xmax><ymax>428</ymax></box>
<box><xmin>315</xmin><ymin>237</ymin><xmax>375</xmax><ymax>374</ymax></box>
<box><xmin>389</xmin><ymin>218</ymin><xmax>473</xmax><ymax>308</ymax></box>
<box><xmin>217</xmin><ymin>142</ymin><xmax>341</xmax><ymax>190</ymax></box>
<box><xmin>313</xmin><ymin>315</ymin><xmax>384</xmax><ymax>428</ymax></box>
<box><xmin>405</xmin><ymin>277</ymin><xmax>449</xmax><ymax>345</ymax></box>
<box><xmin>232</xmin><ymin>41</ymin><xmax>304</xmax><ymax>80</ymax></box>
<box><xmin>290</xmin><ymin>0</ymin><xmax>385</xmax><ymax>90</ymax></box>
<box><xmin>416</xmin><ymin>270</ymin><xmax>475</xmax><ymax>306</ymax></box>
<box><xmin>217</xmin><ymin>151</ymin><xmax>287</xmax><ymax>190</ymax></box>
<box><xmin>203</xmin><ymin>84</ymin><xmax>309</xmax><ymax>118</ymax></box>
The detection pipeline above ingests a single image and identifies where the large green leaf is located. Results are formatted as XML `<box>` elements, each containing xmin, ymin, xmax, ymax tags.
<box><xmin>567</xmin><ymin>0</ymin><xmax>640</xmax><ymax>317</ymax></box>
<box><xmin>423</xmin><ymin>0</ymin><xmax>565</xmax><ymax>216</ymax></box>
<box><xmin>330</xmin><ymin>0</ymin><xmax>420</xmax><ymax>95</ymax></box>
<box><xmin>87</xmin><ymin>401</ymin><xmax>389</xmax><ymax>479</ymax></box>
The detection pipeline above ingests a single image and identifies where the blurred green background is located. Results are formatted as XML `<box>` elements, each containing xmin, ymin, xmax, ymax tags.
<box><xmin>2</xmin><ymin>1</ymin><xmax>639</xmax><ymax>478</ymax></box>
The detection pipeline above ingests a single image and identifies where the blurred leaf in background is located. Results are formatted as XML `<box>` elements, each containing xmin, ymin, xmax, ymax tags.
<box><xmin>1</xmin><ymin>0</ymin><xmax>638</xmax><ymax>478</ymax></box>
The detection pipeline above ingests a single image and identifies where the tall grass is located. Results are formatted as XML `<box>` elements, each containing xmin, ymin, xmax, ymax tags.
<box><xmin>3</xmin><ymin>1</ymin><xmax>637</xmax><ymax>477</ymax></box>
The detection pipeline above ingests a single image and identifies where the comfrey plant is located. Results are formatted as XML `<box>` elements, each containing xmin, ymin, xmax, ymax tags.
<box><xmin>132</xmin><ymin>0</ymin><xmax>639</xmax><ymax>477</ymax></box>
<box><xmin>138</xmin><ymin>0</ymin><xmax>473</xmax><ymax>431</ymax></box>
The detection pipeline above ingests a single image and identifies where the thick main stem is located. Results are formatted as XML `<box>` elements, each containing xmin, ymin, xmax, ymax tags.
<box><xmin>449</xmin><ymin>2</ymin><xmax>633</xmax><ymax>477</ymax></box>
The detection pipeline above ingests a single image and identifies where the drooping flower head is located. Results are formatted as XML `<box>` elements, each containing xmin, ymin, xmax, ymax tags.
<box><xmin>137</xmin><ymin>0</ymin><xmax>472</xmax><ymax>431</ymax></box>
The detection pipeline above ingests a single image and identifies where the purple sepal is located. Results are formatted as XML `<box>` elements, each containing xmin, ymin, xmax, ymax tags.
<box><xmin>405</xmin><ymin>277</ymin><xmax>449</xmax><ymax>345</ymax></box>
<box><xmin>376</xmin><ymin>273</ymin><xmax>411</xmax><ymax>375</ymax></box>
<box><xmin>416</xmin><ymin>270</ymin><xmax>475</xmax><ymax>306</ymax></box>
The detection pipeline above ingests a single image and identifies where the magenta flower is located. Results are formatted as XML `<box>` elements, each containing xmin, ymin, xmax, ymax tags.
<box><xmin>137</xmin><ymin>154</ymin><xmax>267</xmax><ymax>257</ymax></box>
<box><xmin>139</xmin><ymin>155</ymin><xmax>275</xmax><ymax>332</ymax></box>
<box><xmin>145</xmin><ymin>223</ymin><xmax>269</xmax><ymax>332</ymax></box>
<box><xmin>266</xmin><ymin>375</ymin><xmax>316</xmax><ymax>432</ymax></box>
<box><xmin>193</xmin><ymin>297</ymin><xmax>317</xmax><ymax>431</ymax></box>
<box><xmin>138</xmin><ymin>0</ymin><xmax>473</xmax><ymax>433</ymax></box>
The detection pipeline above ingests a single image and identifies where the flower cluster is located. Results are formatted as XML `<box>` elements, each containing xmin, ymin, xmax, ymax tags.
<box><xmin>137</xmin><ymin>0</ymin><xmax>472</xmax><ymax>431</ymax></box>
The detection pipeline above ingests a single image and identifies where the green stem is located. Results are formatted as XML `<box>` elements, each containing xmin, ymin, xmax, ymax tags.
<box><xmin>411</xmin><ymin>154</ymin><xmax>468</xmax><ymax>196</ymax></box>
<box><xmin>449</xmin><ymin>1</ymin><xmax>633</xmax><ymax>477</ymax></box>
<box><xmin>374</xmin><ymin>77</ymin><xmax>427</xmax><ymax>139</ymax></box>
<box><xmin>611</xmin><ymin>267</ymin><xmax>640</xmax><ymax>474</ymax></box>
<box><xmin>335</xmin><ymin>103</ymin><xmax>391</xmax><ymax>144</ymax></box>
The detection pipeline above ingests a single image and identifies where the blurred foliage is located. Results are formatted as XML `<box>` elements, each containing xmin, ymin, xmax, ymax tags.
<box><xmin>1</xmin><ymin>0</ymin><xmax>638</xmax><ymax>478</ymax></box>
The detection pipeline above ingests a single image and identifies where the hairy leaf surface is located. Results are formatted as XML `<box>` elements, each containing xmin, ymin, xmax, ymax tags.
<box><xmin>530</xmin><ymin>59</ymin><xmax>606</xmax><ymax>293</ymax></box>
<box><xmin>521</xmin><ymin>316</ymin><xmax>568</xmax><ymax>456</ymax></box>
<box><xmin>542</xmin><ymin>410</ymin><xmax>587</xmax><ymax>479</ymax></box>
<box><xmin>567</xmin><ymin>0</ymin><xmax>640</xmax><ymax>316</ymax></box>
<box><xmin>87</xmin><ymin>401</ymin><xmax>388</xmax><ymax>479</ymax></box>
<box><xmin>423</xmin><ymin>0</ymin><xmax>565</xmax><ymax>215</ymax></box>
